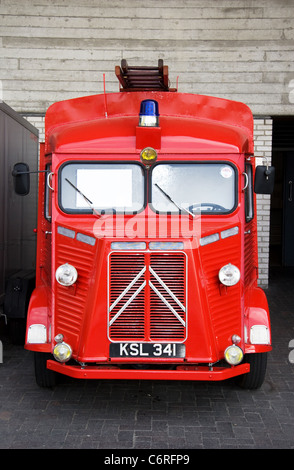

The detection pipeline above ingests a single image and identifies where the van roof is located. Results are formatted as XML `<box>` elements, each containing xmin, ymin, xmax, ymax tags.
<box><xmin>45</xmin><ymin>91</ymin><xmax>253</xmax><ymax>155</ymax></box>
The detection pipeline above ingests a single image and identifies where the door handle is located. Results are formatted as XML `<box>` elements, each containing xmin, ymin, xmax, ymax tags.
<box><xmin>289</xmin><ymin>180</ymin><xmax>293</xmax><ymax>202</ymax></box>
<box><xmin>47</xmin><ymin>172</ymin><xmax>54</xmax><ymax>191</ymax></box>
<box><xmin>242</xmin><ymin>172</ymin><xmax>248</xmax><ymax>191</ymax></box>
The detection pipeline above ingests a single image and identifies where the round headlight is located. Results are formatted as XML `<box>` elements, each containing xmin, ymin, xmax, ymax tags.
<box><xmin>56</xmin><ymin>263</ymin><xmax>78</xmax><ymax>286</ymax></box>
<box><xmin>224</xmin><ymin>345</ymin><xmax>244</xmax><ymax>365</ymax></box>
<box><xmin>53</xmin><ymin>342</ymin><xmax>72</xmax><ymax>363</ymax></box>
<box><xmin>218</xmin><ymin>263</ymin><xmax>240</xmax><ymax>286</ymax></box>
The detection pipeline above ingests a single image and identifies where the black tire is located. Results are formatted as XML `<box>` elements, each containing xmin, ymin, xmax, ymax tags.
<box><xmin>34</xmin><ymin>352</ymin><xmax>57</xmax><ymax>388</ymax></box>
<box><xmin>236</xmin><ymin>352</ymin><xmax>268</xmax><ymax>390</ymax></box>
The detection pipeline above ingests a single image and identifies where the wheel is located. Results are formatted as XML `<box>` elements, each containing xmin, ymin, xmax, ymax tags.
<box><xmin>34</xmin><ymin>352</ymin><xmax>57</xmax><ymax>388</ymax></box>
<box><xmin>236</xmin><ymin>353</ymin><xmax>268</xmax><ymax>390</ymax></box>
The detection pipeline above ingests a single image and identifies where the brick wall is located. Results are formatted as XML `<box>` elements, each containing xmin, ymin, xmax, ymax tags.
<box><xmin>254</xmin><ymin>118</ymin><xmax>273</xmax><ymax>288</ymax></box>
<box><xmin>25</xmin><ymin>115</ymin><xmax>45</xmax><ymax>142</ymax></box>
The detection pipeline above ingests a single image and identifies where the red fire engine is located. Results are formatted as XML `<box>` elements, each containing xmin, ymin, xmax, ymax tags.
<box><xmin>13</xmin><ymin>60</ymin><xmax>275</xmax><ymax>388</ymax></box>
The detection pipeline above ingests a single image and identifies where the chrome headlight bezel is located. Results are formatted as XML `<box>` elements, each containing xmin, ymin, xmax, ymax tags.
<box><xmin>55</xmin><ymin>263</ymin><xmax>78</xmax><ymax>286</ymax></box>
<box><xmin>218</xmin><ymin>263</ymin><xmax>240</xmax><ymax>286</ymax></box>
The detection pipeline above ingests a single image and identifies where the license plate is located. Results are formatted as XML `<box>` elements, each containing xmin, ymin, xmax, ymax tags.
<box><xmin>110</xmin><ymin>343</ymin><xmax>185</xmax><ymax>358</ymax></box>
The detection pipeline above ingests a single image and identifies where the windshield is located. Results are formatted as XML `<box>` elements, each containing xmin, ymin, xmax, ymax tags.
<box><xmin>59</xmin><ymin>162</ymin><xmax>145</xmax><ymax>213</ymax></box>
<box><xmin>59</xmin><ymin>161</ymin><xmax>237</xmax><ymax>215</ymax></box>
<box><xmin>151</xmin><ymin>163</ymin><xmax>236</xmax><ymax>214</ymax></box>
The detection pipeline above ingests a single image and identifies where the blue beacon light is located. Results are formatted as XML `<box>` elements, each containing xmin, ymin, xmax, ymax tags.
<box><xmin>139</xmin><ymin>99</ymin><xmax>159</xmax><ymax>127</ymax></box>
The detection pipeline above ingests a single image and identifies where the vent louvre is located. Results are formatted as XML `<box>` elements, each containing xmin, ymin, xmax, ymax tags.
<box><xmin>55</xmin><ymin>240</ymin><xmax>95</xmax><ymax>344</ymax></box>
<box><xmin>200</xmin><ymin>239</ymin><xmax>241</xmax><ymax>342</ymax></box>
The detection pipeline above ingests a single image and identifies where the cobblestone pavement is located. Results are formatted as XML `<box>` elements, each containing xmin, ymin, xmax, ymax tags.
<box><xmin>0</xmin><ymin>268</ymin><xmax>294</xmax><ymax>450</ymax></box>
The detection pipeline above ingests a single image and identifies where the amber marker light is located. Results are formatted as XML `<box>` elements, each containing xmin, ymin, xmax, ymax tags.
<box><xmin>140</xmin><ymin>147</ymin><xmax>157</xmax><ymax>167</ymax></box>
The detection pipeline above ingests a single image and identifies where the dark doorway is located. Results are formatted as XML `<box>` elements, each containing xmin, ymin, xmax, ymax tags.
<box><xmin>270</xmin><ymin>117</ymin><xmax>294</xmax><ymax>268</ymax></box>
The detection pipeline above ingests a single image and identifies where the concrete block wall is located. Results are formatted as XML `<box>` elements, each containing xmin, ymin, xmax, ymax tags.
<box><xmin>0</xmin><ymin>0</ymin><xmax>293</xmax><ymax>116</ymax></box>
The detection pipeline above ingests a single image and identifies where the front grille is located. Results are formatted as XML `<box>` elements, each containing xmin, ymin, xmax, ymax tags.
<box><xmin>109</xmin><ymin>252</ymin><xmax>186</xmax><ymax>341</ymax></box>
<box><xmin>109</xmin><ymin>253</ymin><xmax>146</xmax><ymax>340</ymax></box>
<box><xmin>149</xmin><ymin>254</ymin><xmax>186</xmax><ymax>339</ymax></box>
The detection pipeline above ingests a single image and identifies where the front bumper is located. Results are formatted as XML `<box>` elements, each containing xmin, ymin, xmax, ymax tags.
<box><xmin>47</xmin><ymin>360</ymin><xmax>250</xmax><ymax>381</ymax></box>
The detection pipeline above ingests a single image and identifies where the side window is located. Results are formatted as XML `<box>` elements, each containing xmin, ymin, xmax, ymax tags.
<box><xmin>45</xmin><ymin>163</ymin><xmax>52</xmax><ymax>222</ymax></box>
<box><xmin>245</xmin><ymin>162</ymin><xmax>254</xmax><ymax>222</ymax></box>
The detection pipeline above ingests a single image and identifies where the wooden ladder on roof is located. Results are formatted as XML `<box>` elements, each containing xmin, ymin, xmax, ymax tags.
<box><xmin>115</xmin><ymin>59</ymin><xmax>177</xmax><ymax>92</ymax></box>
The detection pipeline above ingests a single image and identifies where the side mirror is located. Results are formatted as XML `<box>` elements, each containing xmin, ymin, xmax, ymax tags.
<box><xmin>254</xmin><ymin>165</ymin><xmax>275</xmax><ymax>195</ymax></box>
<box><xmin>12</xmin><ymin>162</ymin><xmax>30</xmax><ymax>195</ymax></box>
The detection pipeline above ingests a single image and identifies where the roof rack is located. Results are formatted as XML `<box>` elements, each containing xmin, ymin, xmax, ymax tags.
<box><xmin>115</xmin><ymin>59</ymin><xmax>177</xmax><ymax>92</ymax></box>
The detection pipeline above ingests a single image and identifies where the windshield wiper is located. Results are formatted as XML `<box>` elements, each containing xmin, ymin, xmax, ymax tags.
<box><xmin>65</xmin><ymin>178</ymin><xmax>101</xmax><ymax>218</ymax></box>
<box><xmin>154</xmin><ymin>184</ymin><xmax>195</xmax><ymax>218</ymax></box>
